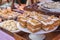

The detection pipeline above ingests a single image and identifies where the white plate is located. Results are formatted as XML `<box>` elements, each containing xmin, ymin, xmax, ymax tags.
<box><xmin>39</xmin><ymin>0</ymin><xmax>53</xmax><ymax>2</ymax></box>
<box><xmin>38</xmin><ymin>2</ymin><xmax>60</xmax><ymax>12</ymax></box>
<box><xmin>17</xmin><ymin>24</ymin><xmax>58</xmax><ymax>35</ymax></box>
<box><xmin>0</xmin><ymin>21</ymin><xmax>21</xmax><ymax>33</ymax></box>
<box><xmin>40</xmin><ymin>5</ymin><xmax>60</xmax><ymax>12</ymax></box>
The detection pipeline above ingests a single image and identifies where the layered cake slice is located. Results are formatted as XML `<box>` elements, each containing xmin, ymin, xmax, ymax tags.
<box><xmin>17</xmin><ymin>16</ymin><xmax>27</xmax><ymax>28</ymax></box>
<box><xmin>27</xmin><ymin>18</ymin><xmax>42</xmax><ymax>33</ymax></box>
<box><xmin>29</xmin><ymin>12</ymin><xmax>60</xmax><ymax>31</ymax></box>
<box><xmin>41</xmin><ymin>16</ymin><xmax>60</xmax><ymax>31</ymax></box>
<box><xmin>17</xmin><ymin>11</ymin><xmax>31</xmax><ymax>28</ymax></box>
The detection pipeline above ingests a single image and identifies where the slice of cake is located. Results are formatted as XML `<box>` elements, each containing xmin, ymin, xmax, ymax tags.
<box><xmin>41</xmin><ymin>16</ymin><xmax>60</xmax><ymax>31</ymax></box>
<box><xmin>17</xmin><ymin>12</ymin><xmax>30</xmax><ymax>28</ymax></box>
<box><xmin>27</xmin><ymin>18</ymin><xmax>42</xmax><ymax>33</ymax></box>
<box><xmin>17</xmin><ymin>16</ymin><xmax>27</xmax><ymax>28</ymax></box>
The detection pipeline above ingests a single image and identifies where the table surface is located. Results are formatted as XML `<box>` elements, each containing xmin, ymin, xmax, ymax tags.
<box><xmin>1</xmin><ymin>28</ymin><xmax>60</xmax><ymax>40</ymax></box>
<box><xmin>16</xmin><ymin>31</ymin><xmax>60</xmax><ymax>40</ymax></box>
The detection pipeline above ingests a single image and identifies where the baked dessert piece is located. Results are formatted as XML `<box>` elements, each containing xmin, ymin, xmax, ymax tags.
<box><xmin>24</xmin><ymin>11</ymin><xmax>40</xmax><ymax>18</ymax></box>
<box><xmin>17</xmin><ymin>15</ymin><xmax>28</xmax><ymax>28</ymax></box>
<box><xmin>28</xmin><ymin>11</ymin><xmax>39</xmax><ymax>19</ymax></box>
<box><xmin>41</xmin><ymin>16</ymin><xmax>60</xmax><ymax>31</ymax></box>
<box><xmin>18</xmin><ymin>11</ymin><xmax>31</xmax><ymax>18</ymax></box>
<box><xmin>27</xmin><ymin>18</ymin><xmax>42</xmax><ymax>33</ymax></box>
<box><xmin>0</xmin><ymin>8</ymin><xmax>21</xmax><ymax>20</ymax></box>
<box><xmin>17</xmin><ymin>11</ymin><xmax>31</xmax><ymax>28</ymax></box>
<box><xmin>29</xmin><ymin>12</ymin><xmax>60</xmax><ymax>31</ymax></box>
<box><xmin>23</xmin><ymin>11</ymin><xmax>30</xmax><ymax>17</ymax></box>
<box><xmin>24</xmin><ymin>11</ymin><xmax>34</xmax><ymax>17</ymax></box>
<box><xmin>28</xmin><ymin>11</ymin><xmax>44</xmax><ymax>20</ymax></box>
<box><xmin>24</xmin><ymin>11</ymin><xmax>43</xmax><ymax>18</ymax></box>
<box><xmin>7</xmin><ymin>12</ymin><xmax>20</xmax><ymax>20</ymax></box>
<box><xmin>1</xmin><ymin>20</ymin><xmax>19</xmax><ymax>32</ymax></box>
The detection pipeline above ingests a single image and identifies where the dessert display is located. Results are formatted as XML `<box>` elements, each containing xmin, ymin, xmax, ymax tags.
<box><xmin>0</xmin><ymin>0</ymin><xmax>60</xmax><ymax>40</ymax></box>
<box><xmin>0</xmin><ymin>20</ymin><xmax>19</xmax><ymax>32</ymax></box>
<box><xmin>17</xmin><ymin>11</ymin><xmax>60</xmax><ymax>33</ymax></box>
<box><xmin>29</xmin><ymin>12</ymin><xmax>60</xmax><ymax>31</ymax></box>
<box><xmin>0</xmin><ymin>7</ymin><xmax>21</xmax><ymax>20</ymax></box>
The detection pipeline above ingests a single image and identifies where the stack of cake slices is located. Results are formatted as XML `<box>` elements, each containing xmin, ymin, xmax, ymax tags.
<box><xmin>17</xmin><ymin>11</ymin><xmax>60</xmax><ymax>33</ymax></box>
